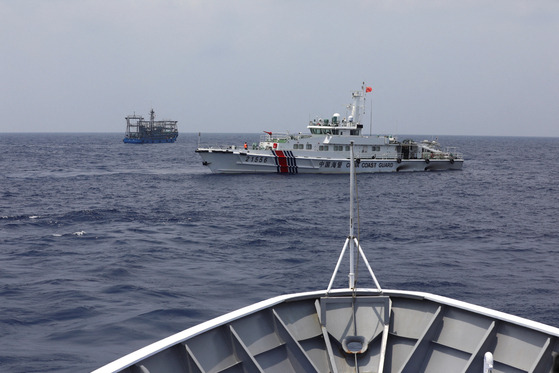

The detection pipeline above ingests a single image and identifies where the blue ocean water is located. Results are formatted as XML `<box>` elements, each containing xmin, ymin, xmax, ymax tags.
<box><xmin>1</xmin><ymin>133</ymin><xmax>558</xmax><ymax>372</ymax></box>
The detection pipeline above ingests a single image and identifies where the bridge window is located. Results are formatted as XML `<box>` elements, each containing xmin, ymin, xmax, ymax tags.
<box><xmin>306</xmin><ymin>143</ymin><xmax>312</xmax><ymax>150</ymax></box>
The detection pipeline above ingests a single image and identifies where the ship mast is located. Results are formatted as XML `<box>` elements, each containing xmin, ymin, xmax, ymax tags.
<box><xmin>348</xmin><ymin>142</ymin><xmax>356</xmax><ymax>289</ymax></box>
<box><xmin>326</xmin><ymin>142</ymin><xmax>382</xmax><ymax>293</ymax></box>
<box><xmin>149</xmin><ymin>109</ymin><xmax>155</xmax><ymax>131</ymax></box>
<box><xmin>350</xmin><ymin>90</ymin><xmax>364</xmax><ymax>125</ymax></box>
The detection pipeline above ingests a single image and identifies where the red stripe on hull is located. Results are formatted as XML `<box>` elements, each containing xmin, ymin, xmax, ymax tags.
<box><xmin>275</xmin><ymin>151</ymin><xmax>289</xmax><ymax>173</ymax></box>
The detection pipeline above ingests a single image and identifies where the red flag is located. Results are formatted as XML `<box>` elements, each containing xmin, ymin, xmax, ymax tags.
<box><xmin>366</xmin><ymin>86</ymin><xmax>372</xmax><ymax>93</ymax></box>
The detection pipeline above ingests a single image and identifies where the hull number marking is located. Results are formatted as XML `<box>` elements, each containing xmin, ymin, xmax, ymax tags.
<box><xmin>245</xmin><ymin>156</ymin><xmax>268</xmax><ymax>163</ymax></box>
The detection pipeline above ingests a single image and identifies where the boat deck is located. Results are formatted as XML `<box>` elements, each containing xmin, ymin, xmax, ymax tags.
<box><xmin>94</xmin><ymin>289</ymin><xmax>559</xmax><ymax>373</ymax></box>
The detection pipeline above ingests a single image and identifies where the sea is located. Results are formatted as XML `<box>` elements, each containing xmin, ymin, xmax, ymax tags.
<box><xmin>1</xmin><ymin>133</ymin><xmax>558</xmax><ymax>372</ymax></box>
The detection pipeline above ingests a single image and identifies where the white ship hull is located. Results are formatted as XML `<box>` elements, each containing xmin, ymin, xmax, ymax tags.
<box><xmin>196</xmin><ymin>148</ymin><xmax>463</xmax><ymax>174</ymax></box>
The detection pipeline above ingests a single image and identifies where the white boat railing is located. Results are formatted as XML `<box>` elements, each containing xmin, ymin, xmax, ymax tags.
<box><xmin>259</xmin><ymin>133</ymin><xmax>302</xmax><ymax>142</ymax></box>
<box><xmin>197</xmin><ymin>144</ymin><xmax>241</xmax><ymax>151</ymax></box>
<box><xmin>422</xmin><ymin>151</ymin><xmax>463</xmax><ymax>160</ymax></box>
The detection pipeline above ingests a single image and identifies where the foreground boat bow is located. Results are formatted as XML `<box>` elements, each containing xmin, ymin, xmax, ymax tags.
<box><xmin>93</xmin><ymin>288</ymin><xmax>559</xmax><ymax>373</ymax></box>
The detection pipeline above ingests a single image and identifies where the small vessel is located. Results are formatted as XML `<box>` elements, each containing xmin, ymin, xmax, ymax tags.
<box><xmin>196</xmin><ymin>86</ymin><xmax>463</xmax><ymax>173</ymax></box>
<box><xmin>123</xmin><ymin>109</ymin><xmax>178</xmax><ymax>144</ymax></box>
<box><xmin>94</xmin><ymin>146</ymin><xmax>559</xmax><ymax>373</ymax></box>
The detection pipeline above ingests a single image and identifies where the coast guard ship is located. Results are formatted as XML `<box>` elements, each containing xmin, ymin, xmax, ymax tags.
<box><xmin>196</xmin><ymin>85</ymin><xmax>463</xmax><ymax>173</ymax></box>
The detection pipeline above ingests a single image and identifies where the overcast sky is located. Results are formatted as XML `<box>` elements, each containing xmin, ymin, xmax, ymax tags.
<box><xmin>1</xmin><ymin>0</ymin><xmax>558</xmax><ymax>136</ymax></box>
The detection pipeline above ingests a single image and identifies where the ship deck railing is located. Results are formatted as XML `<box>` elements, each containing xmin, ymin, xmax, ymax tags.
<box><xmin>260</xmin><ymin>133</ymin><xmax>311</xmax><ymax>143</ymax></box>
<box><xmin>197</xmin><ymin>144</ymin><xmax>244</xmax><ymax>151</ymax></box>
<box><xmin>422</xmin><ymin>150</ymin><xmax>463</xmax><ymax>160</ymax></box>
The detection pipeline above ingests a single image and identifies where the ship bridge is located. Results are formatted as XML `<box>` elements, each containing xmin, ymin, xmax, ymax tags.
<box><xmin>308</xmin><ymin>113</ymin><xmax>364</xmax><ymax>136</ymax></box>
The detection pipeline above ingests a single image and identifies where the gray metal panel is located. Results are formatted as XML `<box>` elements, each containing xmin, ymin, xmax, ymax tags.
<box><xmin>461</xmin><ymin>321</ymin><xmax>497</xmax><ymax>373</ymax></box>
<box><xmin>252</xmin><ymin>344</ymin><xmax>301</xmax><ymax>373</ymax></box>
<box><xmin>274</xmin><ymin>300</ymin><xmax>322</xmax><ymax>341</ymax></box>
<box><xmin>384</xmin><ymin>335</ymin><xmax>417</xmax><ymax>373</ymax></box>
<box><xmin>271</xmin><ymin>309</ymin><xmax>320</xmax><ymax>372</ymax></box>
<box><xmin>493</xmin><ymin>323</ymin><xmax>552</xmax><ymax>372</ymax></box>
<box><xmin>527</xmin><ymin>337</ymin><xmax>555</xmax><ymax>373</ymax></box>
<box><xmin>228</xmin><ymin>326</ymin><xmax>265</xmax><ymax>373</ymax></box>
<box><xmin>320</xmin><ymin>296</ymin><xmax>390</xmax><ymax>347</ymax></box>
<box><xmin>390</xmin><ymin>298</ymin><xmax>440</xmax><ymax>340</ymax></box>
<box><xmin>129</xmin><ymin>345</ymin><xmax>188</xmax><ymax>373</ymax></box>
<box><xmin>320</xmin><ymin>296</ymin><xmax>390</xmax><ymax>373</ymax></box>
<box><xmin>420</xmin><ymin>343</ymin><xmax>471</xmax><ymax>372</ymax></box>
<box><xmin>400</xmin><ymin>305</ymin><xmax>444</xmax><ymax>373</ymax></box>
<box><xmin>230</xmin><ymin>310</ymin><xmax>282</xmax><ymax>356</ymax></box>
<box><xmin>298</xmin><ymin>337</ymin><xmax>331</xmax><ymax>373</ymax></box>
<box><xmin>436</xmin><ymin>308</ymin><xmax>494</xmax><ymax>354</ymax></box>
<box><xmin>491</xmin><ymin>362</ymin><xmax>525</xmax><ymax>373</ymax></box>
<box><xmin>182</xmin><ymin>343</ymin><xmax>205</xmax><ymax>373</ymax></box>
<box><xmin>276</xmin><ymin>300</ymin><xmax>329</xmax><ymax>372</ymax></box>
<box><xmin>184</xmin><ymin>326</ymin><xmax>239</xmax><ymax>372</ymax></box>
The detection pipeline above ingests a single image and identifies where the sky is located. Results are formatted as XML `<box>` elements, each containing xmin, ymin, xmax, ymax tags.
<box><xmin>1</xmin><ymin>0</ymin><xmax>558</xmax><ymax>137</ymax></box>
